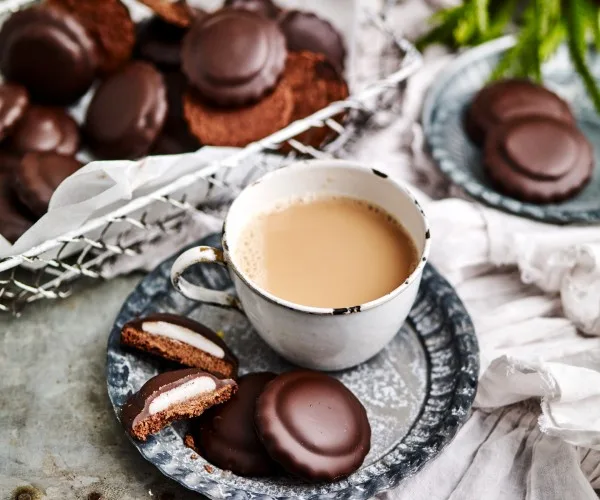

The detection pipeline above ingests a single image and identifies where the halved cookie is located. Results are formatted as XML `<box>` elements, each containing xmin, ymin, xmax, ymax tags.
<box><xmin>121</xmin><ymin>313</ymin><xmax>238</xmax><ymax>379</ymax></box>
<box><xmin>121</xmin><ymin>368</ymin><xmax>237</xmax><ymax>441</ymax></box>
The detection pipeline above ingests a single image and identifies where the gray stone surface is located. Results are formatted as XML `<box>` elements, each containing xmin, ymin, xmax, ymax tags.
<box><xmin>0</xmin><ymin>275</ymin><xmax>203</xmax><ymax>500</ymax></box>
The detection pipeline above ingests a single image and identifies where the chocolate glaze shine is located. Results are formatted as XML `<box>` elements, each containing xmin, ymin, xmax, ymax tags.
<box><xmin>121</xmin><ymin>368</ymin><xmax>236</xmax><ymax>435</ymax></box>
<box><xmin>255</xmin><ymin>370</ymin><xmax>371</xmax><ymax>482</ymax></box>
<box><xmin>126</xmin><ymin>313</ymin><xmax>238</xmax><ymax>369</ymax></box>
<box><xmin>0</xmin><ymin>84</ymin><xmax>29</xmax><ymax>141</ymax></box>
<box><xmin>191</xmin><ymin>372</ymin><xmax>279</xmax><ymax>477</ymax></box>
<box><xmin>182</xmin><ymin>9</ymin><xmax>287</xmax><ymax>106</ymax></box>
<box><xmin>485</xmin><ymin>116</ymin><xmax>594</xmax><ymax>203</ymax></box>
<box><xmin>0</xmin><ymin>5</ymin><xmax>98</xmax><ymax>105</ymax></box>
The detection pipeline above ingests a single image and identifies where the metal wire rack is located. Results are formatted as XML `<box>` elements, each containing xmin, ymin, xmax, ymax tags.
<box><xmin>0</xmin><ymin>2</ymin><xmax>423</xmax><ymax>316</ymax></box>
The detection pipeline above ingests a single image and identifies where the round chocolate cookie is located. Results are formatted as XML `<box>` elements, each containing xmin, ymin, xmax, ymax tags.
<box><xmin>85</xmin><ymin>62</ymin><xmax>167</xmax><ymax>159</ymax></box>
<box><xmin>182</xmin><ymin>9</ymin><xmax>287</xmax><ymax>106</ymax></box>
<box><xmin>278</xmin><ymin>11</ymin><xmax>346</xmax><ymax>73</ymax></box>
<box><xmin>151</xmin><ymin>71</ymin><xmax>200</xmax><ymax>155</ymax></box>
<box><xmin>282</xmin><ymin>51</ymin><xmax>349</xmax><ymax>149</ymax></box>
<box><xmin>139</xmin><ymin>0</ymin><xmax>200</xmax><ymax>28</ymax></box>
<box><xmin>255</xmin><ymin>370</ymin><xmax>371</xmax><ymax>482</ymax></box>
<box><xmin>0</xmin><ymin>173</ymin><xmax>35</xmax><ymax>243</ymax></box>
<box><xmin>484</xmin><ymin>116</ymin><xmax>593</xmax><ymax>203</ymax></box>
<box><xmin>13</xmin><ymin>152</ymin><xmax>82</xmax><ymax>217</ymax></box>
<box><xmin>135</xmin><ymin>17</ymin><xmax>188</xmax><ymax>70</ymax></box>
<box><xmin>187</xmin><ymin>372</ymin><xmax>280</xmax><ymax>477</ymax></box>
<box><xmin>465</xmin><ymin>79</ymin><xmax>575</xmax><ymax>145</ymax></box>
<box><xmin>0</xmin><ymin>84</ymin><xmax>29</xmax><ymax>142</ymax></box>
<box><xmin>9</xmin><ymin>107</ymin><xmax>79</xmax><ymax>157</ymax></box>
<box><xmin>0</xmin><ymin>5</ymin><xmax>98</xmax><ymax>105</ymax></box>
<box><xmin>48</xmin><ymin>0</ymin><xmax>135</xmax><ymax>74</ymax></box>
<box><xmin>183</xmin><ymin>82</ymin><xmax>293</xmax><ymax>147</ymax></box>
<box><xmin>224</xmin><ymin>0</ymin><xmax>281</xmax><ymax>19</ymax></box>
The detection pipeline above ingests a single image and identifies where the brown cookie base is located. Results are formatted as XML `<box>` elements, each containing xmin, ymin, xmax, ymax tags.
<box><xmin>129</xmin><ymin>383</ymin><xmax>236</xmax><ymax>441</ymax></box>
<box><xmin>139</xmin><ymin>0</ymin><xmax>197</xmax><ymax>27</ymax></box>
<box><xmin>49</xmin><ymin>0</ymin><xmax>135</xmax><ymax>74</ymax></box>
<box><xmin>183</xmin><ymin>83</ymin><xmax>293</xmax><ymax>147</ymax></box>
<box><xmin>121</xmin><ymin>325</ymin><xmax>237</xmax><ymax>379</ymax></box>
<box><xmin>282</xmin><ymin>51</ymin><xmax>349</xmax><ymax>150</ymax></box>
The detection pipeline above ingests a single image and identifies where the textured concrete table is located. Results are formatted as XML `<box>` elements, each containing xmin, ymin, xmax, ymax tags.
<box><xmin>0</xmin><ymin>275</ymin><xmax>205</xmax><ymax>500</ymax></box>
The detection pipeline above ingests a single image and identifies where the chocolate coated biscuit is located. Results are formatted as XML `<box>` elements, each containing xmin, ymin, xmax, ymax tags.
<box><xmin>224</xmin><ymin>0</ymin><xmax>281</xmax><ymax>19</ymax></box>
<box><xmin>13</xmin><ymin>153</ymin><xmax>82</xmax><ymax>217</ymax></box>
<box><xmin>49</xmin><ymin>0</ymin><xmax>135</xmax><ymax>74</ymax></box>
<box><xmin>183</xmin><ymin>82</ymin><xmax>293</xmax><ymax>147</ymax></box>
<box><xmin>0</xmin><ymin>172</ymin><xmax>35</xmax><ymax>243</ymax></box>
<box><xmin>85</xmin><ymin>62</ymin><xmax>167</xmax><ymax>159</ymax></box>
<box><xmin>465</xmin><ymin>79</ymin><xmax>575</xmax><ymax>145</ymax></box>
<box><xmin>139</xmin><ymin>0</ymin><xmax>199</xmax><ymax>27</ymax></box>
<box><xmin>121</xmin><ymin>313</ymin><xmax>238</xmax><ymax>378</ymax></box>
<box><xmin>9</xmin><ymin>107</ymin><xmax>79</xmax><ymax>157</ymax></box>
<box><xmin>484</xmin><ymin>116</ymin><xmax>593</xmax><ymax>203</ymax></box>
<box><xmin>282</xmin><ymin>51</ymin><xmax>349</xmax><ymax>149</ymax></box>
<box><xmin>279</xmin><ymin>11</ymin><xmax>346</xmax><ymax>73</ymax></box>
<box><xmin>186</xmin><ymin>372</ymin><xmax>280</xmax><ymax>477</ymax></box>
<box><xmin>122</xmin><ymin>368</ymin><xmax>237</xmax><ymax>441</ymax></box>
<box><xmin>182</xmin><ymin>9</ymin><xmax>287</xmax><ymax>106</ymax></box>
<box><xmin>255</xmin><ymin>370</ymin><xmax>371</xmax><ymax>482</ymax></box>
<box><xmin>0</xmin><ymin>6</ymin><xmax>98</xmax><ymax>105</ymax></box>
<box><xmin>135</xmin><ymin>16</ymin><xmax>188</xmax><ymax>70</ymax></box>
<box><xmin>0</xmin><ymin>84</ymin><xmax>29</xmax><ymax>141</ymax></box>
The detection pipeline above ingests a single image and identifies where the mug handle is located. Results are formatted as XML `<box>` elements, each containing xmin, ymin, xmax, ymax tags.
<box><xmin>171</xmin><ymin>246</ymin><xmax>242</xmax><ymax>310</ymax></box>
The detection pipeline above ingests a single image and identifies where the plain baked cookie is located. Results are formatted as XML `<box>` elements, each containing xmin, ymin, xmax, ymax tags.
<box><xmin>282</xmin><ymin>51</ymin><xmax>349</xmax><ymax>150</ymax></box>
<box><xmin>48</xmin><ymin>0</ymin><xmax>135</xmax><ymax>74</ymax></box>
<box><xmin>139</xmin><ymin>0</ymin><xmax>199</xmax><ymax>27</ymax></box>
<box><xmin>183</xmin><ymin>83</ymin><xmax>293</xmax><ymax>147</ymax></box>
<box><xmin>484</xmin><ymin>116</ymin><xmax>593</xmax><ymax>203</ymax></box>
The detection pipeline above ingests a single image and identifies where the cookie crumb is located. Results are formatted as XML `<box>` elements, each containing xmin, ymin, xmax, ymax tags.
<box><xmin>190</xmin><ymin>453</ymin><xmax>199</xmax><ymax>460</ymax></box>
<box><xmin>204</xmin><ymin>464</ymin><xmax>214</xmax><ymax>473</ymax></box>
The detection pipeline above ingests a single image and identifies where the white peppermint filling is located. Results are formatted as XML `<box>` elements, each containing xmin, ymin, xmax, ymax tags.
<box><xmin>148</xmin><ymin>376</ymin><xmax>217</xmax><ymax>415</ymax></box>
<box><xmin>141</xmin><ymin>321</ymin><xmax>225</xmax><ymax>359</ymax></box>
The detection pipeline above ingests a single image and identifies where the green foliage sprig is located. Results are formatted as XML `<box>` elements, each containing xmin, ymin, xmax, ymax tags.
<box><xmin>418</xmin><ymin>0</ymin><xmax>600</xmax><ymax>113</ymax></box>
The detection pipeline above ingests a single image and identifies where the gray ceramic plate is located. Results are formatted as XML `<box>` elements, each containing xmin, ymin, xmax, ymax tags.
<box><xmin>423</xmin><ymin>36</ymin><xmax>600</xmax><ymax>224</ymax></box>
<box><xmin>106</xmin><ymin>234</ymin><xmax>479</xmax><ymax>500</ymax></box>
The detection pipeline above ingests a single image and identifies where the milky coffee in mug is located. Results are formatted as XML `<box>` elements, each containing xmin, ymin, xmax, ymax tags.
<box><xmin>234</xmin><ymin>195</ymin><xmax>419</xmax><ymax>308</ymax></box>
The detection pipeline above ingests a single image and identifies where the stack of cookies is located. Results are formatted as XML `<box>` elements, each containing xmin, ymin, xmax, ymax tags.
<box><xmin>465</xmin><ymin>79</ymin><xmax>594</xmax><ymax>204</ymax></box>
<box><xmin>120</xmin><ymin>312</ymin><xmax>371</xmax><ymax>482</ymax></box>
<box><xmin>0</xmin><ymin>0</ymin><xmax>350</xmax><ymax>242</ymax></box>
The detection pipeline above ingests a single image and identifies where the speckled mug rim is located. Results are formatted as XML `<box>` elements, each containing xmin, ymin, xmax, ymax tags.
<box><xmin>221</xmin><ymin>159</ymin><xmax>431</xmax><ymax>316</ymax></box>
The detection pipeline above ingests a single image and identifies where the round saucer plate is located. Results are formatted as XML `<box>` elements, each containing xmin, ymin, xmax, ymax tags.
<box><xmin>422</xmin><ymin>36</ymin><xmax>600</xmax><ymax>224</ymax></box>
<box><xmin>106</xmin><ymin>233</ymin><xmax>479</xmax><ymax>500</ymax></box>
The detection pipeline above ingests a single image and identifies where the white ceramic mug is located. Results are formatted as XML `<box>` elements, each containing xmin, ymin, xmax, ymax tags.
<box><xmin>171</xmin><ymin>160</ymin><xmax>431</xmax><ymax>371</ymax></box>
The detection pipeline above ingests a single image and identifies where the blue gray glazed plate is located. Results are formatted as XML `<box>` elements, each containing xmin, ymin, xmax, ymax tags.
<box><xmin>106</xmin><ymin>233</ymin><xmax>479</xmax><ymax>500</ymax></box>
<box><xmin>423</xmin><ymin>36</ymin><xmax>600</xmax><ymax>224</ymax></box>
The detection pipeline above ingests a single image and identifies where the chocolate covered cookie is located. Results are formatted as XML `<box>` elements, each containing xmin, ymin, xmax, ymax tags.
<box><xmin>48</xmin><ymin>0</ymin><xmax>135</xmax><ymax>74</ymax></box>
<box><xmin>0</xmin><ymin>172</ymin><xmax>35</xmax><ymax>243</ymax></box>
<box><xmin>85</xmin><ymin>62</ymin><xmax>167</xmax><ymax>159</ymax></box>
<box><xmin>279</xmin><ymin>11</ymin><xmax>346</xmax><ymax>73</ymax></box>
<box><xmin>121</xmin><ymin>368</ymin><xmax>237</xmax><ymax>441</ymax></box>
<box><xmin>12</xmin><ymin>153</ymin><xmax>82</xmax><ymax>217</ymax></box>
<box><xmin>0</xmin><ymin>84</ymin><xmax>29</xmax><ymax>141</ymax></box>
<box><xmin>465</xmin><ymin>79</ymin><xmax>575</xmax><ymax>145</ymax></box>
<box><xmin>186</xmin><ymin>372</ymin><xmax>280</xmax><ymax>477</ymax></box>
<box><xmin>224</xmin><ymin>0</ymin><xmax>281</xmax><ymax>19</ymax></box>
<box><xmin>183</xmin><ymin>82</ymin><xmax>293</xmax><ymax>147</ymax></box>
<box><xmin>121</xmin><ymin>313</ymin><xmax>238</xmax><ymax>378</ymax></box>
<box><xmin>135</xmin><ymin>17</ymin><xmax>188</xmax><ymax>70</ymax></box>
<box><xmin>182</xmin><ymin>9</ymin><xmax>287</xmax><ymax>106</ymax></box>
<box><xmin>283</xmin><ymin>51</ymin><xmax>349</xmax><ymax>149</ymax></box>
<box><xmin>139</xmin><ymin>0</ymin><xmax>199</xmax><ymax>28</ymax></box>
<box><xmin>484</xmin><ymin>116</ymin><xmax>593</xmax><ymax>203</ymax></box>
<box><xmin>151</xmin><ymin>71</ymin><xmax>200</xmax><ymax>155</ymax></box>
<box><xmin>255</xmin><ymin>370</ymin><xmax>371</xmax><ymax>482</ymax></box>
<box><xmin>9</xmin><ymin>107</ymin><xmax>79</xmax><ymax>157</ymax></box>
<box><xmin>0</xmin><ymin>6</ymin><xmax>98</xmax><ymax>105</ymax></box>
